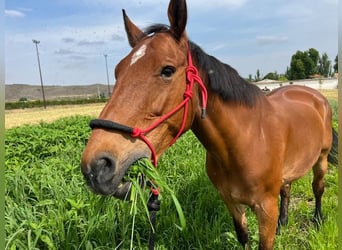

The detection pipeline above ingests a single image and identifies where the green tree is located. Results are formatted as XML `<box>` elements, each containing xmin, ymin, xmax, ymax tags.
<box><xmin>302</xmin><ymin>51</ymin><xmax>316</xmax><ymax>76</ymax></box>
<box><xmin>308</xmin><ymin>48</ymin><xmax>320</xmax><ymax>71</ymax></box>
<box><xmin>285</xmin><ymin>66</ymin><xmax>291</xmax><ymax>79</ymax></box>
<box><xmin>287</xmin><ymin>48</ymin><xmax>320</xmax><ymax>80</ymax></box>
<box><xmin>318</xmin><ymin>52</ymin><xmax>331</xmax><ymax>77</ymax></box>
<box><xmin>248</xmin><ymin>74</ymin><xmax>253</xmax><ymax>82</ymax></box>
<box><xmin>293</xmin><ymin>59</ymin><xmax>306</xmax><ymax>79</ymax></box>
<box><xmin>255</xmin><ymin>69</ymin><xmax>261</xmax><ymax>81</ymax></box>
<box><xmin>333</xmin><ymin>55</ymin><xmax>338</xmax><ymax>73</ymax></box>
<box><xmin>288</xmin><ymin>51</ymin><xmax>306</xmax><ymax>79</ymax></box>
<box><xmin>278</xmin><ymin>74</ymin><xmax>288</xmax><ymax>82</ymax></box>
<box><xmin>263</xmin><ymin>71</ymin><xmax>279</xmax><ymax>80</ymax></box>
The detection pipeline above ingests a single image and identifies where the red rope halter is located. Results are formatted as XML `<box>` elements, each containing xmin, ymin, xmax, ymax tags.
<box><xmin>129</xmin><ymin>48</ymin><xmax>207</xmax><ymax>166</ymax></box>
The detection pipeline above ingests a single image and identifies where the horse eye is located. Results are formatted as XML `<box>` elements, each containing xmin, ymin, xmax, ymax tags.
<box><xmin>161</xmin><ymin>66</ymin><xmax>176</xmax><ymax>78</ymax></box>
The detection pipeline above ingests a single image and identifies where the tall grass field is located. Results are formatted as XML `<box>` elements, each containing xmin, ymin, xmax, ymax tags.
<box><xmin>5</xmin><ymin>99</ymin><xmax>338</xmax><ymax>249</ymax></box>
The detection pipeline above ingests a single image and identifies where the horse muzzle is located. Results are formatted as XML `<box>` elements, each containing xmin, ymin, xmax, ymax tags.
<box><xmin>81</xmin><ymin>150</ymin><xmax>149</xmax><ymax>200</ymax></box>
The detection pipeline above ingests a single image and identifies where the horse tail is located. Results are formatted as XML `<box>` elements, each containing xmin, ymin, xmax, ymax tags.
<box><xmin>328</xmin><ymin>128</ymin><xmax>338</xmax><ymax>166</ymax></box>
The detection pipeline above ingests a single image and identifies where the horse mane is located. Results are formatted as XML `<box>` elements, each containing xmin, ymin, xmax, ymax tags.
<box><xmin>143</xmin><ymin>24</ymin><xmax>263</xmax><ymax>107</ymax></box>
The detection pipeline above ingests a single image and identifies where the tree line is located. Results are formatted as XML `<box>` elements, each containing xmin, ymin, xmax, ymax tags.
<box><xmin>249</xmin><ymin>48</ymin><xmax>338</xmax><ymax>82</ymax></box>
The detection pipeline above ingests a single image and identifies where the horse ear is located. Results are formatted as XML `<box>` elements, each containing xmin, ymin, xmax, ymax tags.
<box><xmin>122</xmin><ymin>9</ymin><xmax>145</xmax><ymax>47</ymax></box>
<box><xmin>167</xmin><ymin>0</ymin><xmax>187</xmax><ymax>40</ymax></box>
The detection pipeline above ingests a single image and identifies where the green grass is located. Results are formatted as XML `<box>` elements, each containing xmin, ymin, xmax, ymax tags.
<box><xmin>5</xmin><ymin>115</ymin><xmax>338</xmax><ymax>249</ymax></box>
<box><xmin>328</xmin><ymin>99</ymin><xmax>338</xmax><ymax>130</ymax></box>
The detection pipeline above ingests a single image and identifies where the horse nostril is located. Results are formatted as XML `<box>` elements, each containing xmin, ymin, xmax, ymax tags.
<box><xmin>91</xmin><ymin>155</ymin><xmax>116</xmax><ymax>183</ymax></box>
<box><xmin>96</xmin><ymin>157</ymin><xmax>112</xmax><ymax>169</ymax></box>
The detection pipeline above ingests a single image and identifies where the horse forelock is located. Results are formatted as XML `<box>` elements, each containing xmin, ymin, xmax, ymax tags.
<box><xmin>141</xmin><ymin>24</ymin><xmax>171</xmax><ymax>41</ymax></box>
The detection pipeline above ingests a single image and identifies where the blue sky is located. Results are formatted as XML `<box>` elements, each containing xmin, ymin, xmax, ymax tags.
<box><xmin>5</xmin><ymin>0</ymin><xmax>338</xmax><ymax>85</ymax></box>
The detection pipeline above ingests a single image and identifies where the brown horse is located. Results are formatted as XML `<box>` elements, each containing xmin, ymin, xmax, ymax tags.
<box><xmin>81</xmin><ymin>0</ymin><xmax>336</xmax><ymax>249</ymax></box>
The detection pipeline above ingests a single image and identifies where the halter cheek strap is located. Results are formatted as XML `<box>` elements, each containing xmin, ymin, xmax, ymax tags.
<box><xmin>89</xmin><ymin>47</ymin><xmax>208</xmax><ymax>166</ymax></box>
<box><xmin>186</xmin><ymin>49</ymin><xmax>208</xmax><ymax>119</ymax></box>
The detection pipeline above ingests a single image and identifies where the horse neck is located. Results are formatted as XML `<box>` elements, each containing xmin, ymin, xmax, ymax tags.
<box><xmin>191</xmin><ymin>88</ymin><xmax>268</xmax><ymax>153</ymax></box>
<box><xmin>187</xmin><ymin>49</ymin><xmax>268</xmax><ymax>151</ymax></box>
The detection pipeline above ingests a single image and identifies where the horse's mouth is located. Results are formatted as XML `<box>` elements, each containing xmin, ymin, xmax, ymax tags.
<box><xmin>85</xmin><ymin>170</ymin><xmax>136</xmax><ymax>200</ymax></box>
<box><xmin>111</xmin><ymin>181</ymin><xmax>132</xmax><ymax>200</ymax></box>
<box><xmin>112</xmin><ymin>173</ymin><xmax>146</xmax><ymax>200</ymax></box>
<box><xmin>83</xmin><ymin>155</ymin><xmax>148</xmax><ymax>200</ymax></box>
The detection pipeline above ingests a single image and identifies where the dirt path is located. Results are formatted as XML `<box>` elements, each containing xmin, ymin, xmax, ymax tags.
<box><xmin>5</xmin><ymin>103</ymin><xmax>105</xmax><ymax>129</ymax></box>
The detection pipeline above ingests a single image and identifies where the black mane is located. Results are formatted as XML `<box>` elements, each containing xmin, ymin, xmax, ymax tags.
<box><xmin>189</xmin><ymin>42</ymin><xmax>263</xmax><ymax>107</ymax></box>
<box><xmin>143</xmin><ymin>24</ymin><xmax>263</xmax><ymax>107</ymax></box>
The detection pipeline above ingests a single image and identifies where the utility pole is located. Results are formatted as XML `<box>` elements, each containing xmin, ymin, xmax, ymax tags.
<box><xmin>32</xmin><ymin>39</ymin><xmax>46</xmax><ymax>109</ymax></box>
<box><xmin>104</xmin><ymin>54</ymin><xmax>111</xmax><ymax>97</ymax></box>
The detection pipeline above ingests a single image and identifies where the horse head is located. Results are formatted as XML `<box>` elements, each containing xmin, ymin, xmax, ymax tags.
<box><xmin>81</xmin><ymin>0</ymin><xmax>203</xmax><ymax>199</ymax></box>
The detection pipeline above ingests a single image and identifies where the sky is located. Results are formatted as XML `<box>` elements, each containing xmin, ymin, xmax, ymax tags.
<box><xmin>5</xmin><ymin>0</ymin><xmax>338</xmax><ymax>86</ymax></box>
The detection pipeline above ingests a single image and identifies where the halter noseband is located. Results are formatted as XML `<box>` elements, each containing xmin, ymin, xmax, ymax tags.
<box><xmin>89</xmin><ymin>47</ymin><xmax>208</xmax><ymax>166</ymax></box>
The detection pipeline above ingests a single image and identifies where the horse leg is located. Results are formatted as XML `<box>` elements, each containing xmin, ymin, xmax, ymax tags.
<box><xmin>277</xmin><ymin>183</ymin><xmax>291</xmax><ymax>234</ymax></box>
<box><xmin>254</xmin><ymin>195</ymin><xmax>279</xmax><ymax>250</ymax></box>
<box><xmin>225</xmin><ymin>203</ymin><xmax>250</xmax><ymax>249</ymax></box>
<box><xmin>205</xmin><ymin>155</ymin><xmax>250</xmax><ymax>248</ymax></box>
<box><xmin>312</xmin><ymin>155</ymin><xmax>328</xmax><ymax>225</ymax></box>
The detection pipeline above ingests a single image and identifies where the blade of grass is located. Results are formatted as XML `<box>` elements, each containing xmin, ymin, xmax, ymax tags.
<box><xmin>126</xmin><ymin>158</ymin><xmax>186</xmax><ymax>230</ymax></box>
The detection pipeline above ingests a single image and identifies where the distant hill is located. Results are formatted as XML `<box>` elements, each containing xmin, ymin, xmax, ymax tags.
<box><xmin>5</xmin><ymin>84</ymin><xmax>112</xmax><ymax>102</ymax></box>
<box><xmin>6</xmin><ymin>78</ymin><xmax>337</xmax><ymax>102</ymax></box>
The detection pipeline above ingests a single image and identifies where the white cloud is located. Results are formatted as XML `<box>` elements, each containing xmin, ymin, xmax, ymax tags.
<box><xmin>77</xmin><ymin>40</ymin><xmax>105</xmax><ymax>46</ymax></box>
<box><xmin>54</xmin><ymin>49</ymin><xmax>74</xmax><ymax>55</ymax></box>
<box><xmin>5</xmin><ymin>10</ymin><xmax>25</xmax><ymax>18</ymax></box>
<box><xmin>256</xmin><ymin>36</ymin><xmax>288</xmax><ymax>45</ymax></box>
<box><xmin>78</xmin><ymin>0</ymin><xmax>248</xmax><ymax>11</ymax></box>
<box><xmin>188</xmin><ymin>0</ymin><xmax>247</xmax><ymax>8</ymax></box>
<box><xmin>111</xmin><ymin>34</ymin><xmax>125</xmax><ymax>42</ymax></box>
<box><xmin>62</xmin><ymin>38</ymin><xmax>76</xmax><ymax>44</ymax></box>
<box><xmin>210</xmin><ymin>43</ymin><xmax>227</xmax><ymax>52</ymax></box>
<box><xmin>322</xmin><ymin>0</ymin><xmax>337</xmax><ymax>4</ymax></box>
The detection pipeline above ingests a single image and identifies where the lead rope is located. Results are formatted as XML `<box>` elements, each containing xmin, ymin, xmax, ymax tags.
<box><xmin>147</xmin><ymin>192</ymin><xmax>160</xmax><ymax>250</ymax></box>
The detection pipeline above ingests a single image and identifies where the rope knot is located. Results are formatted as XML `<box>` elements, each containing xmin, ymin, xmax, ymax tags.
<box><xmin>131</xmin><ymin>127</ymin><xmax>143</xmax><ymax>138</ymax></box>
<box><xmin>186</xmin><ymin>65</ymin><xmax>198</xmax><ymax>83</ymax></box>
<box><xmin>183</xmin><ymin>90</ymin><xmax>193</xmax><ymax>99</ymax></box>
